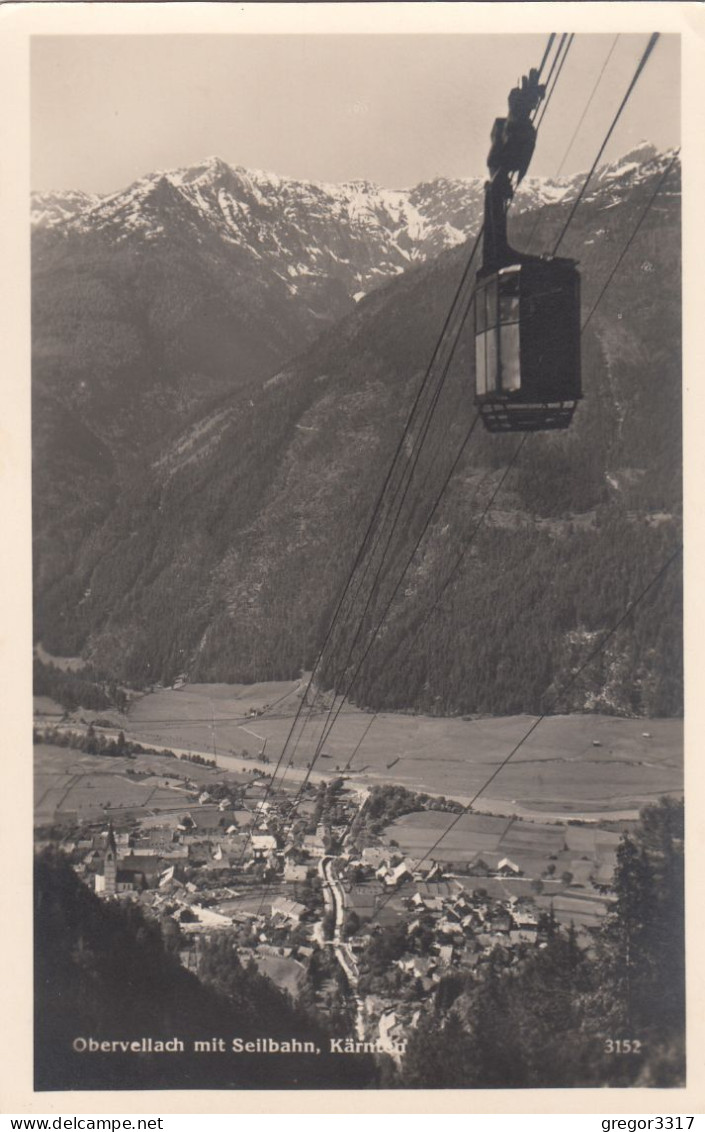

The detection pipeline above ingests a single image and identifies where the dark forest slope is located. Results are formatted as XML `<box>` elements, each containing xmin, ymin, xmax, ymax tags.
<box><xmin>35</xmin><ymin>852</ymin><xmax>375</xmax><ymax>1090</ymax></box>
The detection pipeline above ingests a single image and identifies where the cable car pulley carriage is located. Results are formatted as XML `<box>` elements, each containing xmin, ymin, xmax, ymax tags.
<box><xmin>475</xmin><ymin>69</ymin><xmax>582</xmax><ymax>432</ymax></box>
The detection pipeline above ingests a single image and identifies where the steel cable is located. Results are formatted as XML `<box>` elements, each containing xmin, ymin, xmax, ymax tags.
<box><xmin>551</xmin><ymin>33</ymin><xmax>661</xmax><ymax>256</ymax></box>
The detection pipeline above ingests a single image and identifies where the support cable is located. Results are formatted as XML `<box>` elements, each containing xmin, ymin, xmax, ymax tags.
<box><xmin>317</xmin><ymin>241</ymin><xmax>482</xmax><ymax>679</ymax></box>
<box><xmin>299</xmin><ymin>32</ymin><xmax>646</xmax><ymax>782</ymax></box>
<box><xmin>537</xmin><ymin>33</ymin><xmax>568</xmax><ymax>112</ymax></box>
<box><xmin>581</xmin><ymin>149</ymin><xmax>680</xmax><ymax>332</ymax></box>
<box><xmin>341</xmin><ymin>714</ymin><xmax>378</xmax><ymax>775</ymax></box>
<box><xmin>534</xmin><ymin>34</ymin><xmax>574</xmax><ymax>133</ymax></box>
<box><xmin>330</xmin><ymin>439</ymin><xmax>527</xmax><ymax>841</ymax></box>
<box><xmin>526</xmin><ymin>33</ymin><xmax>618</xmax><ymax>253</ymax></box>
<box><xmin>556</xmin><ymin>35</ymin><xmax>620</xmax><ymax>178</ymax></box>
<box><xmin>551</xmin><ymin>32</ymin><xmax>661</xmax><ymax>256</ymax></box>
<box><xmin>537</xmin><ymin>33</ymin><xmax>558</xmax><ymax>82</ymax></box>
<box><xmin>277</xmin><ymin>257</ymin><xmax>482</xmax><ymax>786</ymax></box>
<box><xmin>294</xmin><ymin>29</ymin><xmax>558</xmax><ymax>736</ymax></box>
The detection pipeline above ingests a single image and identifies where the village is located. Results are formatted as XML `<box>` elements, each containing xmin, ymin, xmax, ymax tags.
<box><xmin>35</xmin><ymin>720</ymin><xmax>622</xmax><ymax>1059</ymax></box>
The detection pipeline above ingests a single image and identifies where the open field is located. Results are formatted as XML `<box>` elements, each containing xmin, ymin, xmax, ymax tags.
<box><xmin>535</xmin><ymin>890</ymin><xmax>612</xmax><ymax>929</ymax></box>
<box><xmin>381</xmin><ymin>809</ymin><xmax>620</xmax><ymax>878</ymax></box>
<box><xmin>383</xmin><ymin>811</ymin><xmax>512</xmax><ymax>859</ymax></box>
<box><xmin>35</xmin><ymin>745</ymin><xmax>186</xmax><ymax>823</ymax></box>
<box><xmin>34</xmin><ymin>643</ymin><xmax>86</xmax><ymax>672</ymax></box>
<box><xmin>33</xmin><ymin>695</ymin><xmax>65</xmax><ymax>718</ymax></box>
<box><xmin>33</xmin><ymin>742</ymin><xmax>242</xmax><ymax>826</ymax></box>
<box><xmin>253</xmin><ymin>956</ymin><xmax>305</xmax><ymax>998</ymax></box>
<box><xmin>121</xmin><ymin>683</ymin><xmax>683</xmax><ymax>820</ymax></box>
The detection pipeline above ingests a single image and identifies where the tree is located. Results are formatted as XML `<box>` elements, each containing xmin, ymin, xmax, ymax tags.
<box><xmin>321</xmin><ymin>911</ymin><xmax>335</xmax><ymax>941</ymax></box>
<box><xmin>597</xmin><ymin>798</ymin><xmax>684</xmax><ymax>1045</ymax></box>
<box><xmin>343</xmin><ymin>910</ymin><xmax>360</xmax><ymax>939</ymax></box>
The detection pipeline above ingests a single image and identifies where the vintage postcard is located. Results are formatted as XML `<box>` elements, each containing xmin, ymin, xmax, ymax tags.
<box><xmin>1</xmin><ymin>0</ymin><xmax>704</xmax><ymax>1115</ymax></box>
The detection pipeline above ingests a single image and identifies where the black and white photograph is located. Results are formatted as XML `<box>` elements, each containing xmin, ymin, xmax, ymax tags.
<box><xmin>3</xmin><ymin>1</ymin><xmax>702</xmax><ymax>1110</ymax></box>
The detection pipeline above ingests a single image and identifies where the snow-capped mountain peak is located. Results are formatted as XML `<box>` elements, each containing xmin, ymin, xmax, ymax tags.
<box><xmin>31</xmin><ymin>146</ymin><xmax>678</xmax><ymax>305</ymax></box>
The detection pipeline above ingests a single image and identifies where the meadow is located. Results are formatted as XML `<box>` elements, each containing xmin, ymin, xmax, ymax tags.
<box><xmin>124</xmin><ymin>683</ymin><xmax>683</xmax><ymax>820</ymax></box>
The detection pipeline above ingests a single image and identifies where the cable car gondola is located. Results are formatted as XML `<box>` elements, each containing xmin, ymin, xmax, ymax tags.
<box><xmin>475</xmin><ymin>69</ymin><xmax>581</xmax><ymax>432</ymax></box>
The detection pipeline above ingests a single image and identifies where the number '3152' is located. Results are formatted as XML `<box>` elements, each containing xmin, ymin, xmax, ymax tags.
<box><xmin>604</xmin><ymin>1038</ymin><xmax>642</xmax><ymax>1054</ymax></box>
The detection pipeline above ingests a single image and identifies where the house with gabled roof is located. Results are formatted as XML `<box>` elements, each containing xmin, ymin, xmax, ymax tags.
<box><xmin>513</xmin><ymin>907</ymin><xmax>538</xmax><ymax>929</ymax></box>
<box><xmin>381</xmin><ymin>861</ymin><xmax>414</xmax><ymax>888</ymax></box>
<box><xmin>252</xmin><ymin>834</ymin><xmax>277</xmax><ymax>858</ymax></box>
<box><xmin>398</xmin><ymin>955</ymin><xmax>436</xmax><ymax>979</ymax></box>
<box><xmin>284</xmin><ymin>862</ymin><xmax>310</xmax><ymax>883</ymax></box>
<box><xmin>461</xmin><ymin>913</ymin><xmax>478</xmax><ymax>934</ymax></box>
<box><xmin>437</xmin><ymin>917</ymin><xmax>464</xmax><ymax>938</ymax></box>
<box><xmin>421</xmin><ymin>862</ymin><xmax>444</xmax><ymax>883</ymax></box>
<box><xmin>302</xmin><ymin>832</ymin><xmax>327</xmax><ymax>857</ymax></box>
<box><xmin>270</xmin><ymin>896</ymin><xmax>307</xmax><ymax>925</ymax></box>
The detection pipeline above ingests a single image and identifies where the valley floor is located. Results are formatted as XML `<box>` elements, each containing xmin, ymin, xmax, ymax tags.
<box><xmin>115</xmin><ymin>681</ymin><xmax>683</xmax><ymax>821</ymax></box>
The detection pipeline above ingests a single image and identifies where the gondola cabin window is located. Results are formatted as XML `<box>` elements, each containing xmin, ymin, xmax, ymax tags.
<box><xmin>474</xmin><ymin>259</ymin><xmax>581</xmax><ymax>433</ymax></box>
<box><xmin>475</xmin><ymin>268</ymin><xmax>522</xmax><ymax>397</ymax></box>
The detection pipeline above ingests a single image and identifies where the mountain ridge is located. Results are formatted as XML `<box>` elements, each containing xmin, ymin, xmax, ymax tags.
<box><xmin>32</xmin><ymin>146</ymin><xmax>682</xmax><ymax>717</ymax></box>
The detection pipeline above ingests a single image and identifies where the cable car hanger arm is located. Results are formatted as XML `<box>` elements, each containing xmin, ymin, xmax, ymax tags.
<box><xmin>483</xmin><ymin>67</ymin><xmax>545</xmax><ymax>274</ymax></box>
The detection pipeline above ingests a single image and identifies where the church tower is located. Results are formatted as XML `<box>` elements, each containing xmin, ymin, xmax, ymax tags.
<box><xmin>101</xmin><ymin>823</ymin><xmax>117</xmax><ymax>896</ymax></box>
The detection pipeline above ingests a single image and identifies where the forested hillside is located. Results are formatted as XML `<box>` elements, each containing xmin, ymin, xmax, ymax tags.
<box><xmin>35</xmin><ymin>851</ymin><xmax>376</xmax><ymax>1090</ymax></box>
<box><xmin>33</xmin><ymin>151</ymin><xmax>682</xmax><ymax>717</ymax></box>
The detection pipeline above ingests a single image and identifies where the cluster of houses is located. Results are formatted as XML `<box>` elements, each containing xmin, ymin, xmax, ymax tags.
<box><xmin>400</xmin><ymin>882</ymin><xmax>539</xmax><ymax>961</ymax></box>
<box><xmin>37</xmin><ymin>736</ymin><xmax>629</xmax><ymax>1069</ymax></box>
<box><xmin>66</xmin><ymin>795</ymin><xmax>331</xmax><ymax>888</ymax></box>
<box><xmin>350</xmin><ymin>846</ymin><xmax>523</xmax><ymax>889</ymax></box>
<box><xmin>55</xmin><ymin>775</ymin><xmax>561</xmax><ymax>1047</ymax></box>
<box><xmin>322</xmin><ymin>866</ymin><xmax>544</xmax><ymax>1051</ymax></box>
<box><xmin>339</xmin><ymin>852</ymin><xmax>541</xmax><ymax>985</ymax></box>
<box><xmin>61</xmin><ymin>793</ymin><xmax>341</xmax><ymax>951</ymax></box>
<box><xmin>69</xmin><ymin>798</ymin><xmax>540</xmax><ymax>977</ymax></box>
<box><xmin>46</xmin><ymin>779</ymin><xmax>598</xmax><ymax>1062</ymax></box>
<box><xmin>56</xmin><ymin>817</ymin><xmax>325</xmax><ymax>973</ymax></box>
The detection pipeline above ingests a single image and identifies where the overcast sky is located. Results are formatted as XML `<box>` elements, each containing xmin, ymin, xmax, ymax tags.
<box><xmin>31</xmin><ymin>33</ymin><xmax>680</xmax><ymax>194</ymax></box>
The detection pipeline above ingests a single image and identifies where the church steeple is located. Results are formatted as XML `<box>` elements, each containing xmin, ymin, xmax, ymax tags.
<box><xmin>102</xmin><ymin>822</ymin><xmax>117</xmax><ymax>895</ymax></box>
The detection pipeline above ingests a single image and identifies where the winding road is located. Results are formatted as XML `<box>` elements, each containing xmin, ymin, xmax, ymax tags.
<box><xmin>319</xmin><ymin>855</ymin><xmax>359</xmax><ymax>986</ymax></box>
